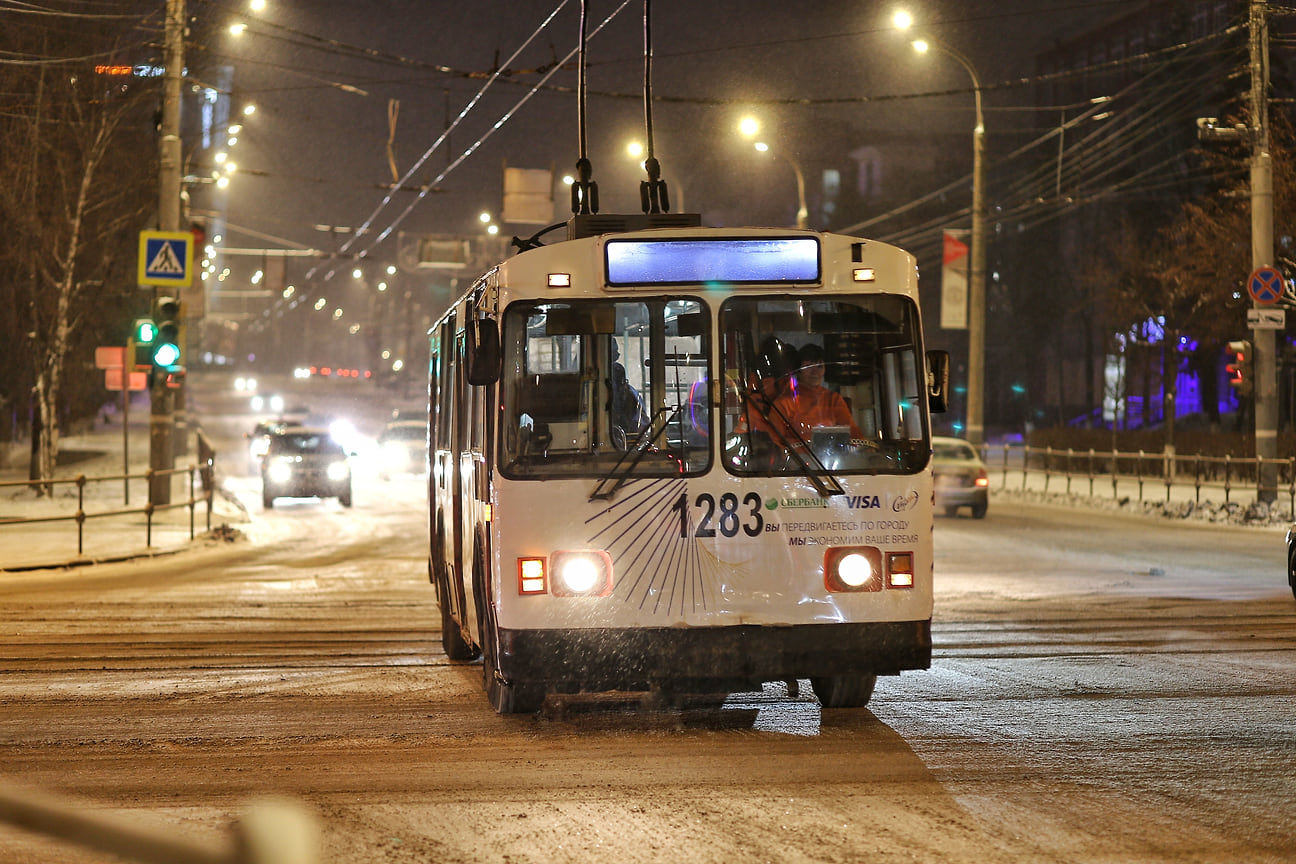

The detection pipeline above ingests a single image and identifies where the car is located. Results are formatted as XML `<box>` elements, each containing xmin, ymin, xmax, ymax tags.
<box><xmin>932</xmin><ymin>435</ymin><xmax>989</xmax><ymax>518</ymax></box>
<box><xmin>377</xmin><ymin>419</ymin><xmax>427</xmax><ymax>478</ymax></box>
<box><xmin>261</xmin><ymin>427</ymin><xmax>352</xmax><ymax>509</ymax></box>
<box><xmin>246</xmin><ymin>420</ymin><xmax>286</xmax><ymax>463</ymax></box>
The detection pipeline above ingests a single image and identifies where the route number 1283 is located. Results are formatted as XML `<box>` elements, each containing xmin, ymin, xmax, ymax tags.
<box><xmin>673</xmin><ymin>491</ymin><xmax>764</xmax><ymax>539</ymax></box>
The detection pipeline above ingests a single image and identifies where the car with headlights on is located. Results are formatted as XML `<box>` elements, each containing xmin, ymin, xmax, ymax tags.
<box><xmin>261</xmin><ymin>427</ymin><xmax>352</xmax><ymax>509</ymax></box>
<box><xmin>377</xmin><ymin>419</ymin><xmax>427</xmax><ymax>478</ymax></box>
<box><xmin>932</xmin><ymin>435</ymin><xmax>989</xmax><ymax>518</ymax></box>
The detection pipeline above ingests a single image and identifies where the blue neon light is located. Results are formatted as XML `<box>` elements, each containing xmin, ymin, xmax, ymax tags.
<box><xmin>605</xmin><ymin>237</ymin><xmax>820</xmax><ymax>286</ymax></box>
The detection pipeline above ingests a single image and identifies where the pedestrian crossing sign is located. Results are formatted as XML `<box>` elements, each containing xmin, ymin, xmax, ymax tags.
<box><xmin>138</xmin><ymin>230</ymin><xmax>194</xmax><ymax>287</ymax></box>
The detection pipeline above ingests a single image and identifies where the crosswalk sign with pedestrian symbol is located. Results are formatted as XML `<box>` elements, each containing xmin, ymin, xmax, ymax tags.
<box><xmin>138</xmin><ymin>230</ymin><xmax>194</xmax><ymax>287</ymax></box>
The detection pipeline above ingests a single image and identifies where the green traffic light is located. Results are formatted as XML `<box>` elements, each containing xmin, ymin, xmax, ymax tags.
<box><xmin>152</xmin><ymin>342</ymin><xmax>181</xmax><ymax>367</ymax></box>
<box><xmin>134</xmin><ymin>319</ymin><xmax>157</xmax><ymax>343</ymax></box>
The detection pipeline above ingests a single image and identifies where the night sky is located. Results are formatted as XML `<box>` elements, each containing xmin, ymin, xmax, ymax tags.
<box><xmin>193</xmin><ymin>1</ymin><xmax>1134</xmax><ymax>255</ymax></box>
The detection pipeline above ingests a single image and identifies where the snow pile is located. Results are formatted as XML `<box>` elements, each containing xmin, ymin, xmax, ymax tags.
<box><xmin>994</xmin><ymin>486</ymin><xmax>1293</xmax><ymax>528</ymax></box>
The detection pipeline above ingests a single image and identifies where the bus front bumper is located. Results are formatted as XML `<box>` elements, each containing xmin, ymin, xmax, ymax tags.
<box><xmin>495</xmin><ymin>620</ymin><xmax>931</xmax><ymax>692</ymax></box>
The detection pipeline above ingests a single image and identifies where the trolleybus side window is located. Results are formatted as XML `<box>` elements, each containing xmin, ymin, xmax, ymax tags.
<box><xmin>500</xmin><ymin>297</ymin><xmax>710</xmax><ymax>479</ymax></box>
<box><xmin>720</xmin><ymin>294</ymin><xmax>928</xmax><ymax>476</ymax></box>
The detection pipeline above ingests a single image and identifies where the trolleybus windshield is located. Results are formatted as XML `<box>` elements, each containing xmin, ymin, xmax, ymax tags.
<box><xmin>721</xmin><ymin>294</ymin><xmax>928</xmax><ymax>476</ymax></box>
<box><xmin>500</xmin><ymin>297</ymin><xmax>710</xmax><ymax>478</ymax></box>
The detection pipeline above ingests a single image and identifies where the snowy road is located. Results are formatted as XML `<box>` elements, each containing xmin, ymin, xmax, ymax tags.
<box><xmin>0</xmin><ymin>485</ymin><xmax>1292</xmax><ymax>863</ymax></box>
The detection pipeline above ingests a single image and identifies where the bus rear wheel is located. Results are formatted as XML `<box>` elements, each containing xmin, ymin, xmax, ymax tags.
<box><xmin>810</xmin><ymin>674</ymin><xmax>877</xmax><ymax>708</ymax></box>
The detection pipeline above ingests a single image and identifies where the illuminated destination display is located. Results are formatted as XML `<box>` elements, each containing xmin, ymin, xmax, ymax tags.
<box><xmin>604</xmin><ymin>237</ymin><xmax>820</xmax><ymax>286</ymax></box>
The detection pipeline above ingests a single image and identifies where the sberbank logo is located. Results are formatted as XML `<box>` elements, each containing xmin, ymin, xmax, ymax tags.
<box><xmin>768</xmin><ymin>497</ymin><xmax>829</xmax><ymax>510</ymax></box>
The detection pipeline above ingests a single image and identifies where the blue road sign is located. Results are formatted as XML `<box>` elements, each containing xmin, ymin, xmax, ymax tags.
<box><xmin>1247</xmin><ymin>266</ymin><xmax>1283</xmax><ymax>306</ymax></box>
<box><xmin>138</xmin><ymin>230</ymin><xmax>193</xmax><ymax>287</ymax></box>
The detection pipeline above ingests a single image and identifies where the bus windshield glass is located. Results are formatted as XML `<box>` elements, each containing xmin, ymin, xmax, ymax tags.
<box><xmin>720</xmin><ymin>294</ymin><xmax>928</xmax><ymax>476</ymax></box>
<box><xmin>500</xmin><ymin>298</ymin><xmax>711</xmax><ymax>479</ymax></box>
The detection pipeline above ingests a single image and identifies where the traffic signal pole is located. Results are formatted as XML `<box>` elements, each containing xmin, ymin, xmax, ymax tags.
<box><xmin>1250</xmin><ymin>0</ymin><xmax>1278</xmax><ymax>503</ymax></box>
<box><xmin>150</xmin><ymin>0</ymin><xmax>185</xmax><ymax>507</ymax></box>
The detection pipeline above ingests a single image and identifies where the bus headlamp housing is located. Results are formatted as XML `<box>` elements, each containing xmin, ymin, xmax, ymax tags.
<box><xmin>551</xmin><ymin>550</ymin><xmax>613</xmax><ymax>597</ymax></box>
<box><xmin>824</xmin><ymin>545</ymin><xmax>921</xmax><ymax>593</ymax></box>
<box><xmin>517</xmin><ymin>551</ymin><xmax>613</xmax><ymax>597</ymax></box>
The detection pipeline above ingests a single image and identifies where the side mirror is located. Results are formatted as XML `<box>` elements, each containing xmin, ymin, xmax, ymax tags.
<box><xmin>466</xmin><ymin>317</ymin><xmax>501</xmax><ymax>385</ymax></box>
<box><xmin>926</xmin><ymin>350</ymin><xmax>950</xmax><ymax>414</ymax></box>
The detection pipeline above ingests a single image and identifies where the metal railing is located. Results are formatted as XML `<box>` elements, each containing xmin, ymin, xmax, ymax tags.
<box><xmin>0</xmin><ymin>460</ymin><xmax>215</xmax><ymax>558</ymax></box>
<box><xmin>985</xmin><ymin>443</ymin><xmax>1296</xmax><ymax>511</ymax></box>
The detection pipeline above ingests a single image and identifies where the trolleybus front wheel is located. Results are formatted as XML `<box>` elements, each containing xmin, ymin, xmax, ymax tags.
<box><xmin>476</xmin><ymin>550</ymin><xmax>546</xmax><ymax>714</ymax></box>
<box><xmin>810</xmin><ymin>674</ymin><xmax>877</xmax><ymax>708</ymax></box>
<box><xmin>438</xmin><ymin>573</ymin><xmax>480</xmax><ymax>662</ymax></box>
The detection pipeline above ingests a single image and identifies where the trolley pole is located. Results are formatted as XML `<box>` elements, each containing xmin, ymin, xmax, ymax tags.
<box><xmin>150</xmin><ymin>0</ymin><xmax>184</xmax><ymax>506</ymax></box>
<box><xmin>1250</xmin><ymin>0</ymin><xmax>1278</xmax><ymax>503</ymax></box>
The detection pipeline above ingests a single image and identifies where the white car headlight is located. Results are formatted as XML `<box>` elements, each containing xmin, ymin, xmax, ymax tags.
<box><xmin>326</xmin><ymin>461</ymin><xmax>350</xmax><ymax>482</ymax></box>
<box><xmin>267</xmin><ymin>461</ymin><xmax>293</xmax><ymax>484</ymax></box>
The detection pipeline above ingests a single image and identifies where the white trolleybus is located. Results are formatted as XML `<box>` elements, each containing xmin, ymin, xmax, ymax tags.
<box><xmin>429</xmin><ymin>217</ymin><xmax>950</xmax><ymax>713</ymax></box>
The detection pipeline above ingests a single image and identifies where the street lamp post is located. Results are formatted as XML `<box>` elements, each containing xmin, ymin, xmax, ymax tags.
<box><xmin>897</xmin><ymin>13</ymin><xmax>987</xmax><ymax>446</ymax></box>
<box><xmin>738</xmin><ymin>117</ymin><xmax>809</xmax><ymax>230</ymax></box>
<box><xmin>754</xmin><ymin>143</ymin><xmax>809</xmax><ymax>229</ymax></box>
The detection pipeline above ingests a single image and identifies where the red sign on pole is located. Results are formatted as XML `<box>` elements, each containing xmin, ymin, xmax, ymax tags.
<box><xmin>104</xmin><ymin>368</ymin><xmax>147</xmax><ymax>391</ymax></box>
<box><xmin>95</xmin><ymin>346</ymin><xmax>126</xmax><ymax>370</ymax></box>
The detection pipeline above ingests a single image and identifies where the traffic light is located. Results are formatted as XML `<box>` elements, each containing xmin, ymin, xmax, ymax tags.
<box><xmin>1226</xmin><ymin>340</ymin><xmax>1253</xmax><ymax>397</ymax></box>
<box><xmin>130</xmin><ymin>318</ymin><xmax>156</xmax><ymax>369</ymax></box>
<box><xmin>152</xmin><ymin>297</ymin><xmax>181</xmax><ymax>367</ymax></box>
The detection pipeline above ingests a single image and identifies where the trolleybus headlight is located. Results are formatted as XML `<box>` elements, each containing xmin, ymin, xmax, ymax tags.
<box><xmin>550</xmin><ymin>550</ymin><xmax>613</xmax><ymax>597</ymax></box>
<box><xmin>824</xmin><ymin>546</ymin><xmax>884</xmax><ymax>593</ymax></box>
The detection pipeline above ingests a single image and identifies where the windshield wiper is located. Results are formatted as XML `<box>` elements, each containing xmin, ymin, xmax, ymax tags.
<box><xmin>588</xmin><ymin>406</ymin><xmax>683</xmax><ymax>501</ymax></box>
<box><xmin>733</xmin><ymin>378</ymin><xmax>844</xmax><ymax>498</ymax></box>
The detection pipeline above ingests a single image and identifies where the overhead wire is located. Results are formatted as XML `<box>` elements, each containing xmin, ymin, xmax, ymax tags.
<box><xmin>302</xmin><ymin>0</ymin><xmax>578</xmax><ymax>281</ymax></box>
<box><xmin>845</xmin><ymin>21</ymin><xmax>1249</xmax><ymax>265</ymax></box>
<box><xmin>317</xmin><ymin>0</ymin><xmax>636</xmax><ymax>277</ymax></box>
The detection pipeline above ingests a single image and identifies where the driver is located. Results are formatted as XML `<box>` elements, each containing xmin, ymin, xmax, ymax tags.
<box><xmin>772</xmin><ymin>344</ymin><xmax>865</xmax><ymax>440</ymax></box>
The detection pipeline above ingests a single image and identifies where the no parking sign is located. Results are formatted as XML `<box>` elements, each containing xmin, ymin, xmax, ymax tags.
<box><xmin>1247</xmin><ymin>266</ymin><xmax>1283</xmax><ymax>305</ymax></box>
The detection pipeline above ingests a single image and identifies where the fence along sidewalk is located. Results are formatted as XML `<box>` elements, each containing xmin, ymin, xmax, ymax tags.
<box><xmin>984</xmin><ymin>443</ymin><xmax>1292</xmax><ymax>510</ymax></box>
<box><xmin>0</xmin><ymin>453</ymin><xmax>216</xmax><ymax>571</ymax></box>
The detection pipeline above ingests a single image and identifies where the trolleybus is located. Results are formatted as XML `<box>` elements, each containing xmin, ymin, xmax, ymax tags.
<box><xmin>428</xmin><ymin>217</ymin><xmax>949</xmax><ymax>713</ymax></box>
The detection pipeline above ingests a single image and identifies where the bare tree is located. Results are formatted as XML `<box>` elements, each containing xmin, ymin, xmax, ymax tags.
<box><xmin>0</xmin><ymin>10</ymin><xmax>156</xmax><ymax>493</ymax></box>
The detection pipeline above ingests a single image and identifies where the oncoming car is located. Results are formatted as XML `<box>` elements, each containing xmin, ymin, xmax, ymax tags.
<box><xmin>931</xmin><ymin>436</ymin><xmax>989</xmax><ymax>518</ymax></box>
<box><xmin>377</xmin><ymin>419</ymin><xmax>427</xmax><ymax>478</ymax></box>
<box><xmin>246</xmin><ymin>420</ymin><xmax>292</xmax><ymax>463</ymax></box>
<box><xmin>261</xmin><ymin>427</ymin><xmax>352</xmax><ymax>509</ymax></box>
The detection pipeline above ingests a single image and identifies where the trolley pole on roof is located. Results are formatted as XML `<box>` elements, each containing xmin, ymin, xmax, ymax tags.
<box><xmin>1250</xmin><ymin>0</ymin><xmax>1277</xmax><ymax>502</ymax></box>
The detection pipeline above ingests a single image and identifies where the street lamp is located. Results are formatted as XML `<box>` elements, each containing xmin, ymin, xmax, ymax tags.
<box><xmin>737</xmin><ymin>117</ymin><xmax>809</xmax><ymax>230</ymax></box>
<box><xmin>895</xmin><ymin>11</ymin><xmax>987</xmax><ymax>446</ymax></box>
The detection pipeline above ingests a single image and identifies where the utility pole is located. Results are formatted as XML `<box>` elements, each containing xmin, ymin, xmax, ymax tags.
<box><xmin>150</xmin><ymin>0</ymin><xmax>184</xmax><ymax>506</ymax></box>
<box><xmin>1250</xmin><ymin>0</ymin><xmax>1277</xmax><ymax>502</ymax></box>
